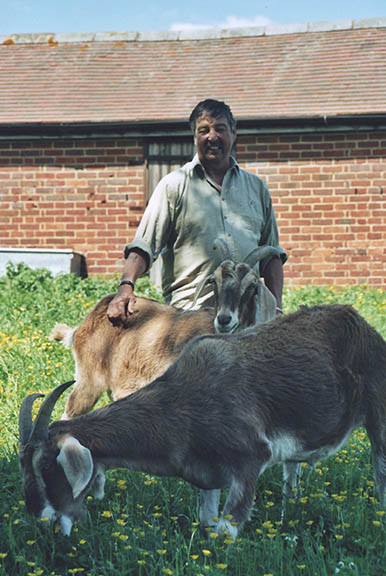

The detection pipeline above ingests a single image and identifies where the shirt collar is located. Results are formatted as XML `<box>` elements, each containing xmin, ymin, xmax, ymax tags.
<box><xmin>190</xmin><ymin>153</ymin><xmax>239</xmax><ymax>178</ymax></box>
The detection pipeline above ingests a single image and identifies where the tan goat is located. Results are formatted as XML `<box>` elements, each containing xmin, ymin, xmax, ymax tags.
<box><xmin>51</xmin><ymin>245</ymin><xmax>281</xmax><ymax>419</ymax></box>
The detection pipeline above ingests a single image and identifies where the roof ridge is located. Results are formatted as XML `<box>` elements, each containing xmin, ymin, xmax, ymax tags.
<box><xmin>1</xmin><ymin>17</ymin><xmax>386</xmax><ymax>45</ymax></box>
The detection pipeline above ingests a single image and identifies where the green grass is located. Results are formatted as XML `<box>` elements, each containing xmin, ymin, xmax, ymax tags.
<box><xmin>0</xmin><ymin>263</ymin><xmax>385</xmax><ymax>576</ymax></box>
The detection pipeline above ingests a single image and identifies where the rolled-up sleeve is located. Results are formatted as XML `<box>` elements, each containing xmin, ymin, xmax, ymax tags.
<box><xmin>124</xmin><ymin>174</ymin><xmax>177</xmax><ymax>270</ymax></box>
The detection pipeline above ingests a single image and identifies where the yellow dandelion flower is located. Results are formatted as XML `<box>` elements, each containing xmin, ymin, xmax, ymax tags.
<box><xmin>0</xmin><ymin>553</ymin><xmax>8</xmax><ymax>559</ymax></box>
<box><xmin>191</xmin><ymin>555</ymin><xmax>199</xmax><ymax>560</ymax></box>
<box><xmin>27</xmin><ymin>540</ymin><xmax>36</xmax><ymax>545</ymax></box>
<box><xmin>102</xmin><ymin>510</ymin><xmax>112</xmax><ymax>518</ymax></box>
<box><xmin>162</xmin><ymin>570</ymin><xmax>173</xmax><ymax>575</ymax></box>
<box><xmin>376</xmin><ymin>510</ymin><xmax>385</xmax><ymax>517</ymax></box>
<box><xmin>216</xmin><ymin>564</ymin><xmax>228</xmax><ymax>570</ymax></box>
<box><xmin>202</xmin><ymin>550</ymin><xmax>211</xmax><ymax>557</ymax></box>
<box><xmin>79</xmin><ymin>539</ymin><xmax>86</xmax><ymax>545</ymax></box>
<box><xmin>209</xmin><ymin>532</ymin><xmax>219</xmax><ymax>539</ymax></box>
<box><xmin>157</xmin><ymin>549</ymin><xmax>167</xmax><ymax>555</ymax></box>
<box><xmin>119</xmin><ymin>534</ymin><xmax>128</xmax><ymax>541</ymax></box>
<box><xmin>335</xmin><ymin>534</ymin><xmax>343</xmax><ymax>540</ymax></box>
<box><xmin>372</xmin><ymin>520</ymin><xmax>381</xmax><ymax>527</ymax></box>
<box><xmin>297</xmin><ymin>565</ymin><xmax>306</xmax><ymax>570</ymax></box>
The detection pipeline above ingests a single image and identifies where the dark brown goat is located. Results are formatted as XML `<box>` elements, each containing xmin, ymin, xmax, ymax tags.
<box><xmin>20</xmin><ymin>305</ymin><xmax>386</xmax><ymax>537</ymax></box>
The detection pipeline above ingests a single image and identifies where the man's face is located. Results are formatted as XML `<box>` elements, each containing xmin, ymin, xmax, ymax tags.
<box><xmin>194</xmin><ymin>113</ymin><xmax>236</xmax><ymax>169</ymax></box>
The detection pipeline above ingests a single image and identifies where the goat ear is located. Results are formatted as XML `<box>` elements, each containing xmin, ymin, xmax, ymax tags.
<box><xmin>57</xmin><ymin>436</ymin><xmax>94</xmax><ymax>499</ymax></box>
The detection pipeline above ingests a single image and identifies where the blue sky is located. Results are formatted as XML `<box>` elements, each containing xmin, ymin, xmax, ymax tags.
<box><xmin>1</xmin><ymin>0</ymin><xmax>386</xmax><ymax>35</ymax></box>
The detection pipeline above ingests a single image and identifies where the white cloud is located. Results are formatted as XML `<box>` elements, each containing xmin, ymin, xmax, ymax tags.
<box><xmin>170</xmin><ymin>14</ymin><xmax>273</xmax><ymax>32</ymax></box>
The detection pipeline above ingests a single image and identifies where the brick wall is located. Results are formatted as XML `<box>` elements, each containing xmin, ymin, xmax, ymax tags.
<box><xmin>237</xmin><ymin>131</ymin><xmax>386</xmax><ymax>286</ymax></box>
<box><xmin>0</xmin><ymin>139</ymin><xmax>145</xmax><ymax>275</ymax></box>
<box><xmin>0</xmin><ymin>130</ymin><xmax>385</xmax><ymax>285</ymax></box>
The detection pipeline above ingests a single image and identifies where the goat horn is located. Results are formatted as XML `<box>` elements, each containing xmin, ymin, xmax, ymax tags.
<box><xmin>21</xmin><ymin>380</ymin><xmax>75</xmax><ymax>444</ymax></box>
<box><xmin>193</xmin><ymin>274</ymin><xmax>214</xmax><ymax>306</ymax></box>
<box><xmin>213</xmin><ymin>238</ymin><xmax>231</xmax><ymax>260</ymax></box>
<box><xmin>243</xmin><ymin>246</ymin><xmax>282</xmax><ymax>269</ymax></box>
<box><xmin>19</xmin><ymin>393</ymin><xmax>45</xmax><ymax>447</ymax></box>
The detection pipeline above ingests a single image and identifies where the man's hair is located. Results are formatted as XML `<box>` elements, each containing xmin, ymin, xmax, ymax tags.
<box><xmin>189</xmin><ymin>99</ymin><xmax>236</xmax><ymax>132</ymax></box>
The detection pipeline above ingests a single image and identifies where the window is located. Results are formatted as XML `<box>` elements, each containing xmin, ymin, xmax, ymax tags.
<box><xmin>146</xmin><ymin>140</ymin><xmax>194</xmax><ymax>201</ymax></box>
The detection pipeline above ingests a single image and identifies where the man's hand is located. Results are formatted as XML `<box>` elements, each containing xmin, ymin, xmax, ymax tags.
<box><xmin>107</xmin><ymin>249</ymin><xmax>148</xmax><ymax>323</ymax></box>
<box><xmin>107</xmin><ymin>284</ymin><xmax>136</xmax><ymax>323</ymax></box>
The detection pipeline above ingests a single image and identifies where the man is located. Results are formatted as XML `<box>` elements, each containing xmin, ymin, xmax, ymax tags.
<box><xmin>107</xmin><ymin>99</ymin><xmax>287</xmax><ymax>322</ymax></box>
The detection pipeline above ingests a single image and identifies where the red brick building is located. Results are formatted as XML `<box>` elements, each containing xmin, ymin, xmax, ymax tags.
<box><xmin>0</xmin><ymin>19</ymin><xmax>385</xmax><ymax>285</ymax></box>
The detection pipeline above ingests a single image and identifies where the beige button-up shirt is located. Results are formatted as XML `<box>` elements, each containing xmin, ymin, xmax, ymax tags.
<box><xmin>126</xmin><ymin>155</ymin><xmax>287</xmax><ymax>309</ymax></box>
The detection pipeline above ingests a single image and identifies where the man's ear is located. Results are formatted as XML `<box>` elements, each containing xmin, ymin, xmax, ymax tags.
<box><xmin>57</xmin><ymin>436</ymin><xmax>93</xmax><ymax>499</ymax></box>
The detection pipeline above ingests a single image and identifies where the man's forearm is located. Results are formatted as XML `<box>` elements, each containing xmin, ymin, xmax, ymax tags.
<box><xmin>263</xmin><ymin>257</ymin><xmax>283</xmax><ymax>310</ymax></box>
<box><xmin>121</xmin><ymin>249</ymin><xmax>148</xmax><ymax>284</ymax></box>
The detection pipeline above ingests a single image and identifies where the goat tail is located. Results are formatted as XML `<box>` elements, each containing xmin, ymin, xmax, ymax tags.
<box><xmin>49</xmin><ymin>323</ymin><xmax>76</xmax><ymax>349</ymax></box>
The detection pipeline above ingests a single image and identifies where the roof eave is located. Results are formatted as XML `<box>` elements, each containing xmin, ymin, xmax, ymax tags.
<box><xmin>0</xmin><ymin>114</ymin><xmax>386</xmax><ymax>140</ymax></box>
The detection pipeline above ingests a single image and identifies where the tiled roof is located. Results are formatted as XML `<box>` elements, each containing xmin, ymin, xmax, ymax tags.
<box><xmin>1</xmin><ymin>19</ymin><xmax>385</xmax><ymax>125</ymax></box>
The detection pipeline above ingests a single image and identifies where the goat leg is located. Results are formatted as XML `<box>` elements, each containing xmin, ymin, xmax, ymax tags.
<box><xmin>281</xmin><ymin>461</ymin><xmax>302</xmax><ymax>520</ymax></box>
<box><xmin>62</xmin><ymin>375</ymin><xmax>106</xmax><ymax>419</ymax></box>
<box><xmin>199</xmin><ymin>489</ymin><xmax>221</xmax><ymax>536</ymax></box>
<box><xmin>217</xmin><ymin>463</ymin><xmax>263</xmax><ymax>540</ymax></box>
